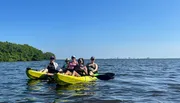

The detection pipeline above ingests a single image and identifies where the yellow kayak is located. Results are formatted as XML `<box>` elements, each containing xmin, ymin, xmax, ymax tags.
<box><xmin>54</xmin><ymin>73</ymin><xmax>97</xmax><ymax>85</ymax></box>
<box><xmin>26</xmin><ymin>68</ymin><xmax>47</xmax><ymax>79</ymax></box>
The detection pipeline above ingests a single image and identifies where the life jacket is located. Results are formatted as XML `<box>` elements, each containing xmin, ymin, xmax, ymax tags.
<box><xmin>87</xmin><ymin>63</ymin><xmax>96</xmax><ymax>70</ymax></box>
<box><xmin>47</xmin><ymin>62</ymin><xmax>58</xmax><ymax>73</ymax></box>
<box><xmin>74</xmin><ymin>65</ymin><xmax>86</xmax><ymax>76</ymax></box>
<box><xmin>87</xmin><ymin>63</ymin><xmax>98</xmax><ymax>73</ymax></box>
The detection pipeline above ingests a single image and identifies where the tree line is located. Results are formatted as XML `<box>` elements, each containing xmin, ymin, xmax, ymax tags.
<box><xmin>0</xmin><ymin>41</ymin><xmax>55</xmax><ymax>62</ymax></box>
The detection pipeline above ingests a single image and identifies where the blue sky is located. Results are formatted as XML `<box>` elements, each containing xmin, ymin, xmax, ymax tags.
<box><xmin>0</xmin><ymin>0</ymin><xmax>180</xmax><ymax>59</ymax></box>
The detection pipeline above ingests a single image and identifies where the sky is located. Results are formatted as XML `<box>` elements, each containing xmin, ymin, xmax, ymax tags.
<box><xmin>0</xmin><ymin>0</ymin><xmax>180</xmax><ymax>59</ymax></box>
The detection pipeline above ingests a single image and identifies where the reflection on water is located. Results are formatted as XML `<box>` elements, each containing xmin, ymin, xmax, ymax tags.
<box><xmin>27</xmin><ymin>79</ymin><xmax>41</xmax><ymax>86</ymax></box>
<box><xmin>26</xmin><ymin>79</ymin><xmax>97</xmax><ymax>103</ymax></box>
<box><xmin>56</xmin><ymin>83</ymin><xmax>96</xmax><ymax>96</ymax></box>
<box><xmin>26</xmin><ymin>79</ymin><xmax>45</xmax><ymax>91</ymax></box>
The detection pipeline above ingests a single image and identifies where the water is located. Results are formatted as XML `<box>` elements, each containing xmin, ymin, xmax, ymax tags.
<box><xmin>1</xmin><ymin>59</ymin><xmax>180</xmax><ymax>103</ymax></box>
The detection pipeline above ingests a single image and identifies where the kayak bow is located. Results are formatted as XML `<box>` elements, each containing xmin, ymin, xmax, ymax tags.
<box><xmin>26</xmin><ymin>68</ymin><xmax>48</xmax><ymax>79</ymax></box>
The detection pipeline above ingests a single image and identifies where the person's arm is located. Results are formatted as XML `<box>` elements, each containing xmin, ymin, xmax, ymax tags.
<box><xmin>53</xmin><ymin>62</ymin><xmax>60</xmax><ymax>72</ymax></box>
<box><xmin>57</xmin><ymin>64</ymin><xmax>63</xmax><ymax>72</ymax></box>
<box><xmin>84</xmin><ymin>66</ymin><xmax>88</xmax><ymax>74</ymax></box>
<box><xmin>43</xmin><ymin>68</ymin><xmax>48</xmax><ymax>72</ymax></box>
<box><xmin>40</xmin><ymin>68</ymin><xmax>48</xmax><ymax>72</ymax></box>
<box><xmin>93</xmin><ymin>64</ymin><xmax>98</xmax><ymax>72</ymax></box>
<box><xmin>40</xmin><ymin>68</ymin><xmax>45</xmax><ymax>72</ymax></box>
<box><xmin>40</xmin><ymin>64</ymin><xmax>48</xmax><ymax>72</ymax></box>
<box><xmin>56</xmin><ymin>63</ymin><xmax>62</xmax><ymax>72</ymax></box>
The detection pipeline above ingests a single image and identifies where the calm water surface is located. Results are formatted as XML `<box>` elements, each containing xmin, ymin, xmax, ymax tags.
<box><xmin>0</xmin><ymin>59</ymin><xmax>180</xmax><ymax>103</ymax></box>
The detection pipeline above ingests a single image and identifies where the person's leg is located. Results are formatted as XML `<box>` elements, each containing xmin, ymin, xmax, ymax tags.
<box><xmin>72</xmin><ymin>71</ymin><xmax>81</xmax><ymax>77</ymax></box>
<box><xmin>65</xmin><ymin>70</ymin><xmax>72</xmax><ymax>75</ymax></box>
<box><xmin>47</xmin><ymin>73</ymin><xmax>54</xmax><ymax>76</ymax></box>
<box><xmin>84</xmin><ymin>68</ymin><xmax>88</xmax><ymax>75</ymax></box>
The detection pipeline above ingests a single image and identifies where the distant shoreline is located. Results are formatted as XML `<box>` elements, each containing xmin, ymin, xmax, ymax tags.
<box><xmin>0</xmin><ymin>58</ymin><xmax>180</xmax><ymax>63</ymax></box>
<box><xmin>56</xmin><ymin>58</ymin><xmax>180</xmax><ymax>60</ymax></box>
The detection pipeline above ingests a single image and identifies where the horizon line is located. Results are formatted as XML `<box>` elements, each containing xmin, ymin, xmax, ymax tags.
<box><xmin>56</xmin><ymin>57</ymin><xmax>180</xmax><ymax>60</ymax></box>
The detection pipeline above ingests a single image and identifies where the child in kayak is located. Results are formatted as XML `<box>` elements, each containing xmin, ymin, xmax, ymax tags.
<box><xmin>40</xmin><ymin>56</ymin><xmax>60</xmax><ymax>75</ymax></box>
<box><xmin>72</xmin><ymin>58</ymin><xmax>88</xmax><ymax>77</ymax></box>
<box><xmin>61</xmin><ymin>58</ymin><xmax>70</xmax><ymax>73</ymax></box>
<box><xmin>65</xmin><ymin>55</ymin><xmax>78</xmax><ymax>75</ymax></box>
<box><xmin>86</xmin><ymin>56</ymin><xmax>98</xmax><ymax>75</ymax></box>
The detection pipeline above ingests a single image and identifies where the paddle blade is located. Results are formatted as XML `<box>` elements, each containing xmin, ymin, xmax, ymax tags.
<box><xmin>96</xmin><ymin>73</ymin><xmax>115</xmax><ymax>80</ymax></box>
<box><xmin>104</xmin><ymin>73</ymin><xmax>115</xmax><ymax>77</ymax></box>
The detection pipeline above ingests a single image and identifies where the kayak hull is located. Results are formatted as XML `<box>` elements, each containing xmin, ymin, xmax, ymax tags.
<box><xmin>54</xmin><ymin>73</ymin><xmax>97</xmax><ymax>85</ymax></box>
<box><xmin>26</xmin><ymin>68</ymin><xmax>48</xmax><ymax>79</ymax></box>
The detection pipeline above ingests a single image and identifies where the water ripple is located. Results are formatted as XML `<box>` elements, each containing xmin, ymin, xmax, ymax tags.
<box><xmin>1</xmin><ymin>59</ymin><xmax>180</xmax><ymax>102</ymax></box>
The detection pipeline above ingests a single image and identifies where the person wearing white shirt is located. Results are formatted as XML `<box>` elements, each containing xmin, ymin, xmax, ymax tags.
<box><xmin>41</xmin><ymin>56</ymin><xmax>60</xmax><ymax>75</ymax></box>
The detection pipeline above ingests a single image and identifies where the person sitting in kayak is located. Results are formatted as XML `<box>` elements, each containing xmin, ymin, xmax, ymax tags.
<box><xmin>65</xmin><ymin>55</ymin><xmax>78</xmax><ymax>75</ymax></box>
<box><xmin>61</xmin><ymin>58</ymin><xmax>70</xmax><ymax>73</ymax></box>
<box><xmin>40</xmin><ymin>56</ymin><xmax>59</xmax><ymax>75</ymax></box>
<box><xmin>72</xmin><ymin>58</ymin><xmax>88</xmax><ymax>77</ymax></box>
<box><xmin>86</xmin><ymin>56</ymin><xmax>98</xmax><ymax>75</ymax></box>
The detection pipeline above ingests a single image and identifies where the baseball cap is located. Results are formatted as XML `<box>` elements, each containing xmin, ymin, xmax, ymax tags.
<box><xmin>50</xmin><ymin>56</ymin><xmax>55</xmax><ymax>60</ymax></box>
<box><xmin>71</xmin><ymin>55</ymin><xmax>76</xmax><ymax>59</ymax></box>
<box><xmin>90</xmin><ymin>56</ymin><xmax>95</xmax><ymax>60</ymax></box>
<box><xmin>65</xmin><ymin>58</ymin><xmax>70</xmax><ymax>62</ymax></box>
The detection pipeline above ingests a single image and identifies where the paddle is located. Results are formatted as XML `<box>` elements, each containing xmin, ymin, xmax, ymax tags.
<box><xmin>93</xmin><ymin>73</ymin><xmax>115</xmax><ymax>80</ymax></box>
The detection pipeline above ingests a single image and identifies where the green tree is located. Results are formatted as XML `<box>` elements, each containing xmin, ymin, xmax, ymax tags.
<box><xmin>0</xmin><ymin>41</ymin><xmax>55</xmax><ymax>62</ymax></box>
